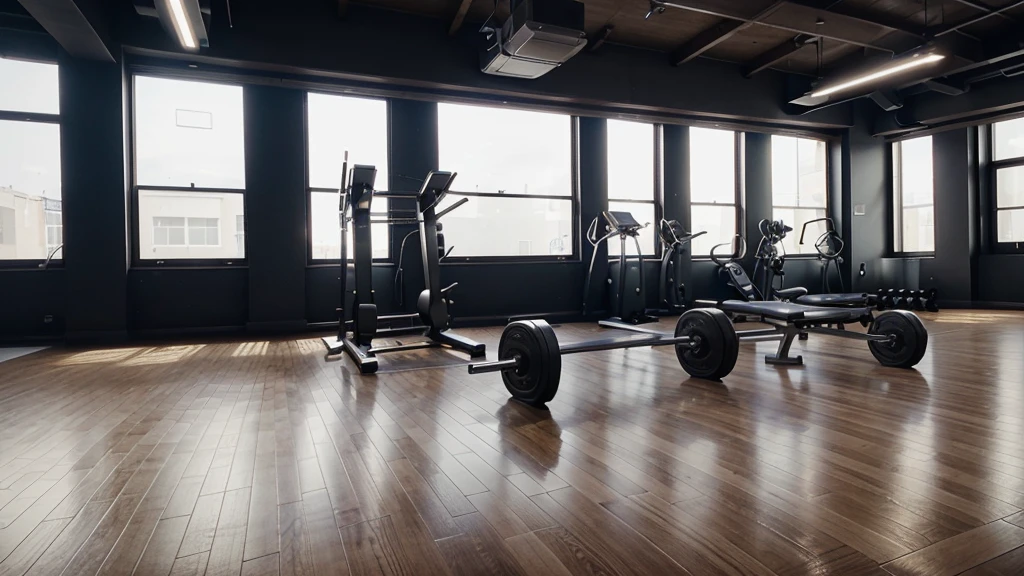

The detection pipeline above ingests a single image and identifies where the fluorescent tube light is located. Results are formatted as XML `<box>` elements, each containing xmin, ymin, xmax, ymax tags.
<box><xmin>168</xmin><ymin>0</ymin><xmax>197</xmax><ymax>49</ymax></box>
<box><xmin>811</xmin><ymin>54</ymin><xmax>945</xmax><ymax>98</ymax></box>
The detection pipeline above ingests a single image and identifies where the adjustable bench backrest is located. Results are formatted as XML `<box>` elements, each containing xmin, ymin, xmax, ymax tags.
<box><xmin>724</xmin><ymin>262</ymin><xmax>760</xmax><ymax>302</ymax></box>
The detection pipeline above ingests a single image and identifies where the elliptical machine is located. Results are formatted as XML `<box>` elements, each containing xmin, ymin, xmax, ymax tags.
<box><xmin>658</xmin><ymin>219</ymin><xmax>706</xmax><ymax>313</ymax></box>
<box><xmin>321</xmin><ymin>159</ymin><xmax>485</xmax><ymax>373</ymax></box>
<box><xmin>582</xmin><ymin>211</ymin><xmax>656</xmax><ymax>325</ymax></box>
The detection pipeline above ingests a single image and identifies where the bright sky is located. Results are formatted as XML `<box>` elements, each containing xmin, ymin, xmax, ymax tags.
<box><xmin>0</xmin><ymin>58</ymin><xmax>61</xmax><ymax>199</ymax></box>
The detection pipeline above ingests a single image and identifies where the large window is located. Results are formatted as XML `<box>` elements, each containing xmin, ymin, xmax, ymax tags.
<box><xmin>307</xmin><ymin>93</ymin><xmax>389</xmax><ymax>260</ymax></box>
<box><xmin>771</xmin><ymin>135</ymin><xmax>828</xmax><ymax>255</ymax></box>
<box><xmin>436</xmin><ymin>103</ymin><xmax>574</xmax><ymax>259</ymax></box>
<box><xmin>689</xmin><ymin>127</ymin><xmax>739</xmax><ymax>256</ymax></box>
<box><xmin>133</xmin><ymin>76</ymin><xmax>246</xmax><ymax>263</ymax></box>
<box><xmin>0</xmin><ymin>57</ymin><xmax>61</xmax><ymax>264</ymax></box>
<box><xmin>992</xmin><ymin>118</ymin><xmax>1024</xmax><ymax>249</ymax></box>
<box><xmin>607</xmin><ymin>120</ymin><xmax>657</xmax><ymax>256</ymax></box>
<box><xmin>892</xmin><ymin>136</ymin><xmax>934</xmax><ymax>253</ymax></box>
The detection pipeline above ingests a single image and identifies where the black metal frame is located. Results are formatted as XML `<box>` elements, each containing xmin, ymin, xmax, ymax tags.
<box><xmin>433</xmin><ymin>105</ymin><xmax>579</xmax><ymax>264</ymax></box>
<box><xmin>889</xmin><ymin>136</ymin><xmax>936</xmax><ymax>258</ymax></box>
<box><xmin>769</xmin><ymin>135</ymin><xmax>830</xmax><ymax>260</ymax></box>
<box><xmin>989</xmin><ymin>121</ymin><xmax>1024</xmax><ymax>254</ymax></box>
<box><xmin>0</xmin><ymin>68</ymin><xmax>63</xmax><ymax>271</ymax></box>
<box><xmin>128</xmin><ymin>73</ymin><xmax>248</xmax><ymax>269</ymax></box>
<box><xmin>691</xmin><ymin>130</ymin><xmax>744</xmax><ymax>259</ymax></box>
<box><xmin>606</xmin><ymin>121</ymin><xmax>663</xmax><ymax>259</ymax></box>
<box><xmin>304</xmin><ymin>90</ymin><xmax>393</xmax><ymax>264</ymax></box>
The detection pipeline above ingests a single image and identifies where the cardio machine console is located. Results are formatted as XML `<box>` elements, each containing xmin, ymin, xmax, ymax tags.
<box><xmin>349</xmin><ymin>164</ymin><xmax>377</xmax><ymax>189</ymax></box>
<box><xmin>603</xmin><ymin>211</ymin><xmax>643</xmax><ymax>235</ymax></box>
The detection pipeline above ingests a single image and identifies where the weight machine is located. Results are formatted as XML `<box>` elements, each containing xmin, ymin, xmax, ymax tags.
<box><xmin>321</xmin><ymin>158</ymin><xmax>485</xmax><ymax>373</ymax></box>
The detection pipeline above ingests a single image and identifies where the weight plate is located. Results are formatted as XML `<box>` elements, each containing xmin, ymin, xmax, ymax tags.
<box><xmin>498</xmin><ymin>320</ymin><xmax>561</xmax><ymax>406</ymax></box>
<box><xmin>674</xmin><ymin>308</ymin><xmax>739</xmax><ymax>379</ymax></box>
<box><xmin>356</xmin><ymin>303</ymin><xmax>377</xmax><ymax>346</ymax></box>
<box><xmin>868</xmin><ymin>310</ymin><xmax>928</xmax><ymax>368</ymax></box>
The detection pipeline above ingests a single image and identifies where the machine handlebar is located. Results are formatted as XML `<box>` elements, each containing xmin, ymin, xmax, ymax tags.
<box><xmin>709</xmin><ymin>235</ymin><xmax>747</xmax><ymax>267</ymax></box>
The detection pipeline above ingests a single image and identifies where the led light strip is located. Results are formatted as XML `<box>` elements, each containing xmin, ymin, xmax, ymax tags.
<box><xmin>812</xmin><ymin>54</ymin><xmax>945</xmax><ymax>98</ymax></box>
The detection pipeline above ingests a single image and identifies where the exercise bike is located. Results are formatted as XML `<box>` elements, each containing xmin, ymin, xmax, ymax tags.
<box><xmin>321</xmin><ymin>159</ymin><xmax>485</xmax><ymax>373</ymax></box>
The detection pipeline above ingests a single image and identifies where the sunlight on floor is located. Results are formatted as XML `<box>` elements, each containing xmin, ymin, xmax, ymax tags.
<box><xmin>232</xmin><ymin>341</ymin><xmax>269</xmax><ymax>357</ymax></box>
<box><xmin>57</xmin><ymin>348</ymin><xmax>143</xmax><ymax>366</ymax></box>
<box><xmin>119</xmin><ymin>345</ymin><xmax>205</xmax><ymax>366</ymax></box>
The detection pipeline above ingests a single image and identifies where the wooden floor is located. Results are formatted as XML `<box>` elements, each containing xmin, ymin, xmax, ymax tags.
<box><xmin>2</xmin><ymin>310</ymin><xmax>1024</xmax><ymax>576</ymax></box>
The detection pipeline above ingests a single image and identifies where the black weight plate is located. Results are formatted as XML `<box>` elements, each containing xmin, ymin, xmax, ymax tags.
<box><xmin>498</xmin><ymin>320</ymin><xmax>561</xmax><ymax>406</ymax></box>
<box><xmin>675</xmin><ymin>308</ymin><xmax>739</xmax><ymax>380</ymax></box>
<box><xmin>356</xmin><ymin>303</ymin><xmax>377</xmax><ymax>345</ymax></box>
<box><xmin>868</xmin><ymin>310</ymin><xmax>928</xmax><ymax>368</ymax></box>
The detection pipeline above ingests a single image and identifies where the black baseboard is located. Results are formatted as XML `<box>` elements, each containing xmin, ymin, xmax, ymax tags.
<box><xmin>246</xmin><ymin>320</ymin><xmax>309</xmax><ymax>333</ymax></box>
<box><xmin>65</xmin><ymin>329</ymin><xmax>129</xmax><ymax>344</ymax></box>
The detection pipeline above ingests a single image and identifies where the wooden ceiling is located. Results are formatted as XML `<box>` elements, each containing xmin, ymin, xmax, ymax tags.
<box><xmin>350</xmin><ymin>0</ymin><xmax>1024</xmax><ymax>77</ymax></box>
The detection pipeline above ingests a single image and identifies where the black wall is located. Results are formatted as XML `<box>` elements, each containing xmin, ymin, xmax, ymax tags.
<box><xmin>879</xmin><ymin>127</ymin><xmax>1024</xmax><ymax>308</ymax></box>
<box><xmin>10</xmin><ymin>0</ymin><xmax>1023</xmax><ymax>345</ymax></box>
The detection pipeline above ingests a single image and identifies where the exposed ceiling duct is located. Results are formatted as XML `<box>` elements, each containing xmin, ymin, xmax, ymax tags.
<box><xmin>479</xmin><ymin>0</ymin><xmax>588</xmax><ymax>80</ymax></box>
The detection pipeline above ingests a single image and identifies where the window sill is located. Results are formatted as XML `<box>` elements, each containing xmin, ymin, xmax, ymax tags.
<box><xmin>130</xmin><ymin>263</ymin><xmax>249</xmax><ymax>271</ymax></box>
<box><xmin>0</xmin><ymin>262</ymin><xmax>64</xmax><ymax>271</ymax></box>
<box><xmin>887</xmin><ymin>253</ymin><xmax>935</xmax><ymax>259</ymax></box>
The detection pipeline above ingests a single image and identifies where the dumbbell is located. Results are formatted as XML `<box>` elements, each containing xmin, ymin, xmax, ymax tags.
<box><xmin>910</xmin><ymin>290</ymin><xmax>926</xmax><ymax>311</ymax></box>
<box><xmin>896</xmin><ymin>289</ymin><xmax>914</xmax><ymax>310</ymax></box>
<box><xmin>924</xmin><ymin>288</ymin><xmax>939</xmax><ymax>312</ymax></box>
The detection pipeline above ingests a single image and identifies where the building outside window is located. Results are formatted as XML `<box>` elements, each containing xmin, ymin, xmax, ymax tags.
<box><xmin>132</xmin><ymin>75</ymin><xmax>246</xmax><ymax>263</ymax></box>
<box><xmin>435</xmin><ymin>102</ymin><xmax>574</xmax><ymax>259</ymax></box>
<box><xmin>892</xmin><ymin>136</ymin><xmax>934</xmax><ymax>253</ymax></box>
<box><xmin>0</xmin><ymin>56</ymin><xmax>62</xmax><ymax>264</ymax></box>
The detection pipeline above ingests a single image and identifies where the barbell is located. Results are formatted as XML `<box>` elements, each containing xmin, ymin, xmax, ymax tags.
<box><xmin>468</xmin><ymin>308</ymin><xmax>739</xmax><ymax>405</ymax></box>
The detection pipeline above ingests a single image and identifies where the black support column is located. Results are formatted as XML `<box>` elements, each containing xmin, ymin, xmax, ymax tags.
<box><xmin>662</xmin><ymin>124</ymin><xmax>693</xmax><ymax>304</ymax></box>
<box><xmin>244</xmin><ymin>85</ymin><xmax>307</xmax><ymax>331</ymax></box>
<box><xmin>59</xmin><ymin>52</ymin><xmax>127</xmax><ymax>341</ymax></box>
<box><xmin>578</xmin><ymin>116</ymin><xmax>608</xmax><ymax>317</ymax></box>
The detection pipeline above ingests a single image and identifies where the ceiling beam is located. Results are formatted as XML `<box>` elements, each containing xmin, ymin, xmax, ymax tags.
<box><xmin>744</xmin><ymin>34</ymin><xmax>817</xmax><ymax>77</ymax></box>
<box><xmin>669</xmin><ymin>1</ymin><xmax>786</xmax><ymax>66</ymax></box>
<box><xmin>588</xmin><ymin>25</ymin><xmax>613</xmax><ymax>53</ymax></box>
<box><xmin>670</xmin><ymin>20</ymin><xmax>745</xmax><ymax>66</ymax></box>
<box><xmin>16</xmin><ymin>0</ymin><xmax>113</xmax><ymax>61</ymax></box>
<box><xmin>449</xmin><ymin>0</ymin><xmax>473</xmax><ymax>36</ymax></box>
<box><xmin>655</xmin><ymin>0</ymin><xmax>921</xmax><ymax>53</ymax></box>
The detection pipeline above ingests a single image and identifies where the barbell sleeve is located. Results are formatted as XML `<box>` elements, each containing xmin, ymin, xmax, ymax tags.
<box><xmin>468</xmin><ymin>358</ymin><xmax>519</xmax><ymax>375</ymax></box>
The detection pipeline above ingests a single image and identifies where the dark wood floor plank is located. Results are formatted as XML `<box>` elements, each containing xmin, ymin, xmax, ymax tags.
<box><xmin>23</xmin><ymin>500</ymin><xmax>112</xmax><ymax>576</ymax></box>
<box><xmin>502</xmin><ymin>531</ymin><xmax>574</xmax><ymax>576</ymax></box>
<box><xmin>453</xmin><ymin>452</ymin><xmax>553</xmax><ymax>531</ymax></box>
<box><xmin>302</xmin><ymin>489</ymin><xmax>351</xmax><ymax>576</ymax></box>
<box><xmin>206</xmin><ymin>487</ymin><xmax>252</xmax><ymax>576</ymax></box>
<box><xmin>169</xmin><ymin>551</ymin><xmax>210</xmax><ymax>576</ymax></box>
<box><xmin>278</xmin><ymin>501</ymin><xmax>315</xmax><ymax>576</ymax></box>
<box><xmin>959</xmin><ymin>544</ymin><xmax>1024</xmax><ymax>576</ymax></box>
<box><xmin>434</xmin><ymin>512</ymin><xmax>525</xmax><ymax>576</ymax></box>
<box><xmin>604</xmin><ymin>492</ymin><xmax>776</xmax><ymax>576</ymax></box>
<box><xmin>242</xmin><ymin>552</ymin><xmax>281</xmax><ymax>576</ymax></box>
<box><xmin>0</xmin><ymin>517</ymin><xmax>70</xmax><ymax>576</ymax></box>
<box><xmin>386</xmin><ymin>458</ymin><xmax>461</xmax><ymax>540</ymax></box>
<box><xmin>135</xmin><ymin>515</ymin><xmax>191</xmax><ymax>576</ymax></box>
<box><xmin>882</xmin><ymin>520</ymin><xmax>1024</xmax><ymax>576</ymax></box>
<box><xmin>532</xmin><ymin>489</ymin><xmax>689</xmax><ymax>576</ymax></box>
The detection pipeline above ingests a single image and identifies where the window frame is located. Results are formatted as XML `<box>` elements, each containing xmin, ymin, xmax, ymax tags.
<box><xmin>433</xmin><ymin>103</ymin><xmax>580</xmax><ymax>264</ymax></box>
<box><xmin>770</xmin><ymin>135</ymin><xmax>830</xmax><ymax>259</ymax></box>
<box><xmin>690</xmin><ymin>129</ymin><xmax>744</xmax><ymax>260</ymax></box>
<box><xmin>990</xmin><ymin>121</ymin><xmax>1024</xmax><ymax>254</ymax></box>
<box><xmin>128</xmin><ymin>73</ymin><xmax>248</xmax><ymax>268</ymax></box>
<box><xmin>607</xmin><ymin>121</ymin><xmax>662</xmax><ymax>259</ymax></box>
<box><xmin>890</xmin><ymin>136</ymin><xmax>935</xmax><ymax>257</ymax></box>
<box><xmin>0</xmin><ymin>57</ymin><xmax>62</xmax><ymax>270</ymax></box>
<box><xmin>304</xmin><ymin>90</ymin><xmax>392</xmax><ymax>266</ymax></box>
